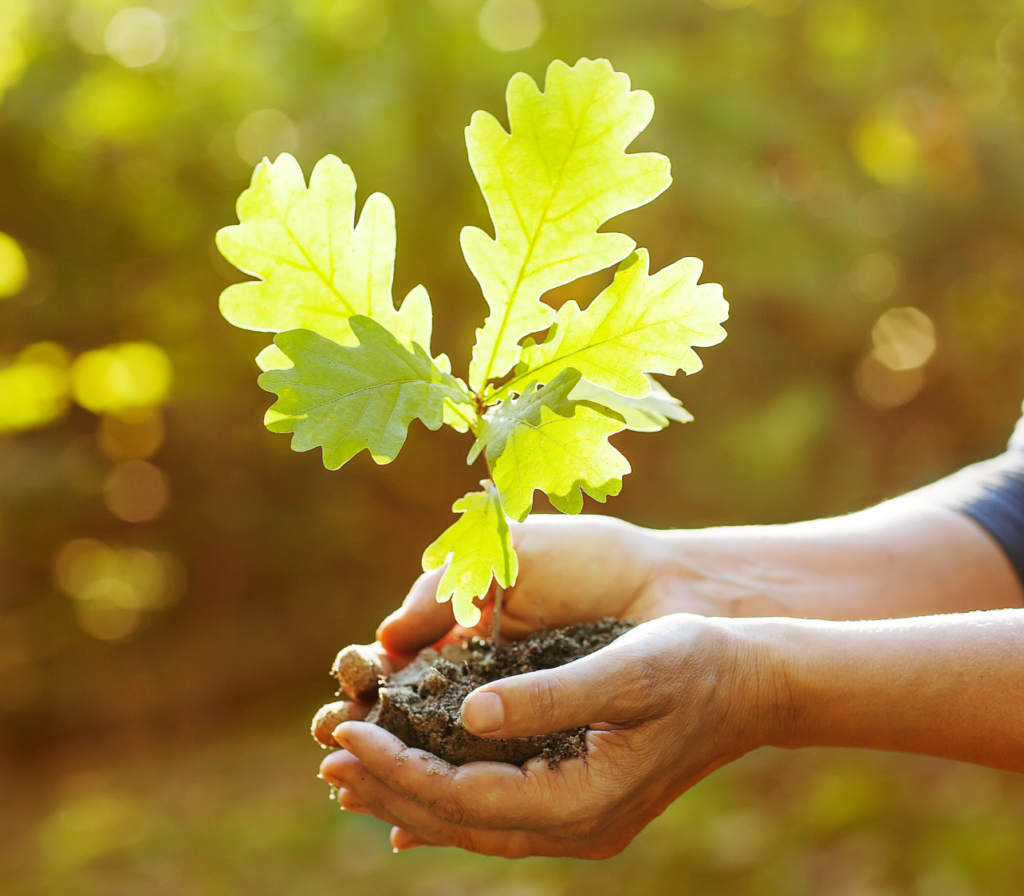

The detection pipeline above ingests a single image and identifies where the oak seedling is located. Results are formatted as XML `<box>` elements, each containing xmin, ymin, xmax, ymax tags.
<box><xmin>217</xmin><ymin>58</ymin><xmax>728</xmax><ymax>632</ymax></box>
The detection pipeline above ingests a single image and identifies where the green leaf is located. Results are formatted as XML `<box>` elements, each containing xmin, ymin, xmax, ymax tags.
<box><xmin>470</xmin><ymin>369</ymin><xmax>630</xmax><ymax>521</ymax></box>
<box><xmin>422</xmin><ymin>481</ymin><xmax>518</xmax><ymax>627</ymax></box>
<box><xmin>216</xmin><ymin>153</ymin><xmax>436</xmax><ymax>361</ymax></box>
<box><xmin>511</xmin><ymin>250</ymin><xmax>728</xmax><ymax>399</ymax></box>
<box><xmin>259</xmin><ymin>316</ymin><xmax>466</xmax><ymax>469</ymax></box>
<box><xmin>442</xmin><ymin>397</ymin><xmax>478</xmax><ymax>434</ymax></box>
<box><xmin>570</xmin><ymin>375</ymin><xmax>693</xmax><ymax>433</ymax></box>
<box><xmin>464</xmin><ymin>58</ymin><xmax>672</xmax><ymax>392</ymax></box>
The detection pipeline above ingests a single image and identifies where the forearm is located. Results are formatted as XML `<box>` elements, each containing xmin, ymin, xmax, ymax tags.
<box><xmin>647</xmin><ymin>499</ymin><xmax>1023</xmax><ymax>621</ymax></box>
<box><xmin>741</xmin><ymin>609</ymin><xmax>1024</xmax><ymax>773</ymax></box>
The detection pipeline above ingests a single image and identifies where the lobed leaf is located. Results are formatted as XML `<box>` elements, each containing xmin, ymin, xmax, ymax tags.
<box><xmin>470</xmin><ymin>369</ymin><xmax>630</xmax><ymax>521</ymax></box>
<box><xmin>511</xmin><ymin>250</ymin><xmax>728</xmax><ymax>399</ymax></box>
<box><xmin>422</xmin><ymin>482</ymin><xmax>518</xmax><ymax>627</ymax></box>
<box><xmin>464</xmin><ymin>58</ymin><xmax>672</xmax><ymax>392</ymax></box>
<box><xmin>569</xmin><ymin>375</ymin><xmax>693</xmax><ymax>433</ymax></box>
<box><xmin>259</xmin><ymin>316</ymin><xmax>466</xmax><ymax>469</ymax></box>
<box><xmin>216</xmin><ymin>153</ymin><xmax>436</xmax><ymax>367</ymax></box>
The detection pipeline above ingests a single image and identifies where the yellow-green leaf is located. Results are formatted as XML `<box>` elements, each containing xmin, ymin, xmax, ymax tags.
<box><xmin>422</xmin><ymin>482</ymin><xmax>518</xmax><ymax>627</ymax></box>
<box><xmin>216</xmin><ymin>154</ymin><xmax>434</xmax><ymax>361</ymax></box>
<box><xmin>512</xmin><ymin>250</ymin><xmax>728</xmax><ymax>399</ymax></box>
<box><xmin>470</xmin><ymin>369</ymin><xmax>630</xmax><ymax>521</ymax></box>
<box><xmin>570</xmin><ymin>375</ymin><xmax>693</xmax><ymax>433</ymax></box>
<box><xmin>259</xmin><ymin>316</ymin><xmax>466</xmax><ymax>470</ymax></box>
<box><xmin>465</xmin><ymin>58</ymin><xmax>671</xmax><ymax>392</ymax></box>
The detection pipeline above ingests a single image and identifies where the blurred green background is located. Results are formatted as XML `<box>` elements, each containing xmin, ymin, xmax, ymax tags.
<box><xmin>3</xmin><ymin>0</ymin><xmax>1024</xmax><ymax>892</ymax></box>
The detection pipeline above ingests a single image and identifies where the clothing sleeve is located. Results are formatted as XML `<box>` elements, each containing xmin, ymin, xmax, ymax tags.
<box><xmin>914</xmin><ymin>406</ymin><xmax>1024</xmax><ymax>586</ymax></box>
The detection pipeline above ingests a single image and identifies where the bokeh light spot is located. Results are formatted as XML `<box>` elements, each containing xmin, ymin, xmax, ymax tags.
<box><xmin>297</xmin><ymin>0</ymin><xmax>390</xmax><ymax>51</ymax></box>
<box><xmin>0</xmin><ymin>343</ymin><xmax>71</xmax><ymax>434</ymax></box>
<box><xmin>0</xmin><ymin>0</ymin><xmax>30</xmax><ymax>100</ymax></box>
<box><xmin>235</xmin><ymin>110</ymin><xmax>299</xmax><ymax>167</ymax></box>
<box><xmin>0</xmin><ymin>231</ymin><xmax>28</xmax><ymax>298</ymax></box>
<box><xmin>848</xmin><ymin>251</ymin><xmax>902</xmax><ymax>302</ymax></box>
<box><xmin>102</xmin><ymin>460</ymin><xmax>171</xmax><ymax>523</ymax></box>
<box><xmin>805</xmin><ymin>0</ymin><xmax>870</xmax><ymax>58</ymax></box>
<box><xmin>871</xmin><ymin>307</ymin><xmax>936</xmax><ymax>371</ymax></box>
<box><xmin>478</xmin><ymin>0</ymin><xmax>543</xmax><ymax>53</ymax></box>
<box><xmin>996</xmin><ymin>20</ymin><xmax>1024</xmax><ymax>75</ymax></box>
<box><xmin>55</xmin><ymin>539</ymin><xmax>120</xmax><ymax>599</ymax></box>
<box><xmin>38</xmin><ymin>793</ymin><xmax>150</xmax><ymax>870</ymax></box>
<box><xmin>55</xmin><ymin>538</ymin><xmax>183</xmax><ymax>640</ymax></box>
<box><xmin>99</xmin><ymin>408</ymin><xmax>165</xmax><ymax>461</ymax></box>
<box><xmin>62</xmin><ymin>69</ymin><xmax>162</xmax><ymax>143</ymax></box>
<box><xmin>855</xmin><ymin>112</ymin><xmax>920</xmax><ymax>186</ymax></box>
<box><xmin>104</xmin><ymin>8</ymin><xmax>168</xmax><ymax>69</ymax></box>
<box><xmin>855</xmin><ymin>353</ymin><xmax>924</xmax><ymax>408</ymax></box>
<box><xmin>71</xmin><ymin>342</ymin><xmax>173</xmax><ymax>415</ymax></box>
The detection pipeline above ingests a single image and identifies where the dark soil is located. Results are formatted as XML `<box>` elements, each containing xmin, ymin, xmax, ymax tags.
<box><xmin>366</xmin><ymin>619</ymin><xmax>633</xmax><ymax>767</ymax></box>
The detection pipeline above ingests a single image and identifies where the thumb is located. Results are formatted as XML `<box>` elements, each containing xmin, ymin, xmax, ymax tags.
<box><xmin>377</xmin><ymin>569</ymin><xmax>457</xmax><ymax>656</ymax></box>
<box><xmin>460</xmin><ymin>644</ymin><xmax>663</xmax><ymax>739</ymax></box>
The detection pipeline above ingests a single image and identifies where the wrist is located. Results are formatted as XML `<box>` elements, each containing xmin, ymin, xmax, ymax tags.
<box><xmin>724</xmin><ymin>617</ymin><xmax>803</xmax><ymax>751</ymax></box>
<box><xmin>646</xmin><ymin>527</ymin><xmax>821</xmax><ymax>619</ymax></box>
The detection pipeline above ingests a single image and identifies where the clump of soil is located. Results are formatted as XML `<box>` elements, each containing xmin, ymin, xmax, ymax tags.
<box><xmin>313</xmin><ymin>619</ymin><xmax>633</xmax><ymax>767</ymax></box>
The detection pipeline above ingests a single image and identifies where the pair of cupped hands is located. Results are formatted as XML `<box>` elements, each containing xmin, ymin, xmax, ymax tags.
<box><xmin>319</xmin><ymin>515</ymin><xmax>777</xmax><ymax>859</ymax></box>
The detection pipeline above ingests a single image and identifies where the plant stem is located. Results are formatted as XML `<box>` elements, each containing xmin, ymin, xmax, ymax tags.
<box><xmin>481</xmin><ymin>458</ymin><xmax>505</xmax><ymax>644</ymax></box>
<box><xmin>492</xmin><ymin>585</ymin><xmax>504</xmax><ymax>643</ymax></box>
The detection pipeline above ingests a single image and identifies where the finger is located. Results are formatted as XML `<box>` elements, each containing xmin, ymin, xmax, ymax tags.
<box><xmin>343</xmin><ymin>701</ymin><xmax>372</xmax><ymax>722</ymax></box>
<box><xmin>460</xmin><ymin>637</ymin><xmax>666</xmax><ymax>739</ymax></box>
<box><xmin>337</xmin><ymin>788</ymin><xmax>377</xmax><ymax>817</ymax></box>
<box><xmin>330</xmin><ymin>749</ymin><xmax>471</xmax><ymax>839</ymax></box>
<box><xmin>391</xmin><ymin>827</ymin><xmax>430</xmax><ymax>851</ymax></box>
<box><xmin>377</xmin><ymin>569</ymin><xmax>459</xmax><ymax>655</ymax></box>
<box><xmin>331</xmin><ymin>754</ymin><xmax>449</xmax><ymax>836</ymax></box>
<box><xmin>327</xmin><ymin>745</ymin><xmax>517</xmax><ymax>851</ymax></box>
<box><xmin>332</xmin><ymin>749</ymin><xmax>566</xmax><ymax>858</ymax></box>
<box><xmin>332</xmin><ymin>644</ymin><xmax>395</xmax><ymax>703</ymax></box>
<box><xmin>333</xmin><ymin>721</ymin><xmax>599</xmax><ymax>832</ymax></box>
<box><xmin>339</xmin><ymin>787</ymin><xmax>425</xmax><ymax>834</ymax></box>
<box><xmin>313</xmin><ymin>697</ymin><xmax>380</xmax><ymax>748</ymax></box>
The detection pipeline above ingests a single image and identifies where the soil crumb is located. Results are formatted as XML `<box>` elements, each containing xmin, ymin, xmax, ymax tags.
<box><xmin>363</xmin><ymin>619</ymin><xmax>633</xmax><ymax>767</ymax></box>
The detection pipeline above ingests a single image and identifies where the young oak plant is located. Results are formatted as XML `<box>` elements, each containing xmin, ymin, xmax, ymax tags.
<box><xmin>216</xmin><ymin>58</ymin><xmax>728</xmax><ymax>630</ymax></box>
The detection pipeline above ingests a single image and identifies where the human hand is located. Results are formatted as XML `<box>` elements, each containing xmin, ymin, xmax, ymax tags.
<box><xmin>332</xmin><ymin>515</ymin><xmax>675</xmax><ymax>725</ymax></box>
<box><xmin>377</xmin><ymin>514</ymin><xmax>714</xmax><ymax>657</ymax></box>
<box><xmin>320</xmin><ymin>613</ymin><xmax>774</xmax><ymax>858</ymax></box>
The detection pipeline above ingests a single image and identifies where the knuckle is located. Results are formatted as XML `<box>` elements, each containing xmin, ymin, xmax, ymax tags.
<box><xmin>617</xmin><ymin>650</ymin><xmax>671</xmax><ymax>716</ymax></box>
<box><xmin>426</xmin><ymin>781</ymin><xmax>470</xmax><ymax>826</ymax></box>
<box><xmin>522</xmin><ymin>674</ymin><xmax>566</xmax><ymax>730</ymax></box>
<box><xmin>428</xmin><ymin>796</ymin><xmax>469</xmax><ymax>826</ymax></box>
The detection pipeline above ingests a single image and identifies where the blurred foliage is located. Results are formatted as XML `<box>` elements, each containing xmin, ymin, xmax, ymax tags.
<box><xmin>2</xmin><ymin>0</ymin><xmax>1024</xmax><ymax>887</ymax></box>
<box><xmin>3</xmin><ymin>720</ymin><xmax>1024</xmax><ymax>895</ymax></box>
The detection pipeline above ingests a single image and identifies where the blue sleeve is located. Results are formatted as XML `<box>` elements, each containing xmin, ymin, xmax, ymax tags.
<box><xmin>916</xmin><ymin>406</ymin><xmax>1024</xmax><ymax>586</ymax></box>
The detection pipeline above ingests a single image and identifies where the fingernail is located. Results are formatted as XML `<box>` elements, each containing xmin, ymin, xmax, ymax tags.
<box><xmin>321</xmin><ymin>771</ymin><xmax>343</xmax><ymax>787</ymax></box>
<box><xmin>461</xmin><ymin>690</ymin><xmax>504</xmax><ymax>734</ymax></box>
